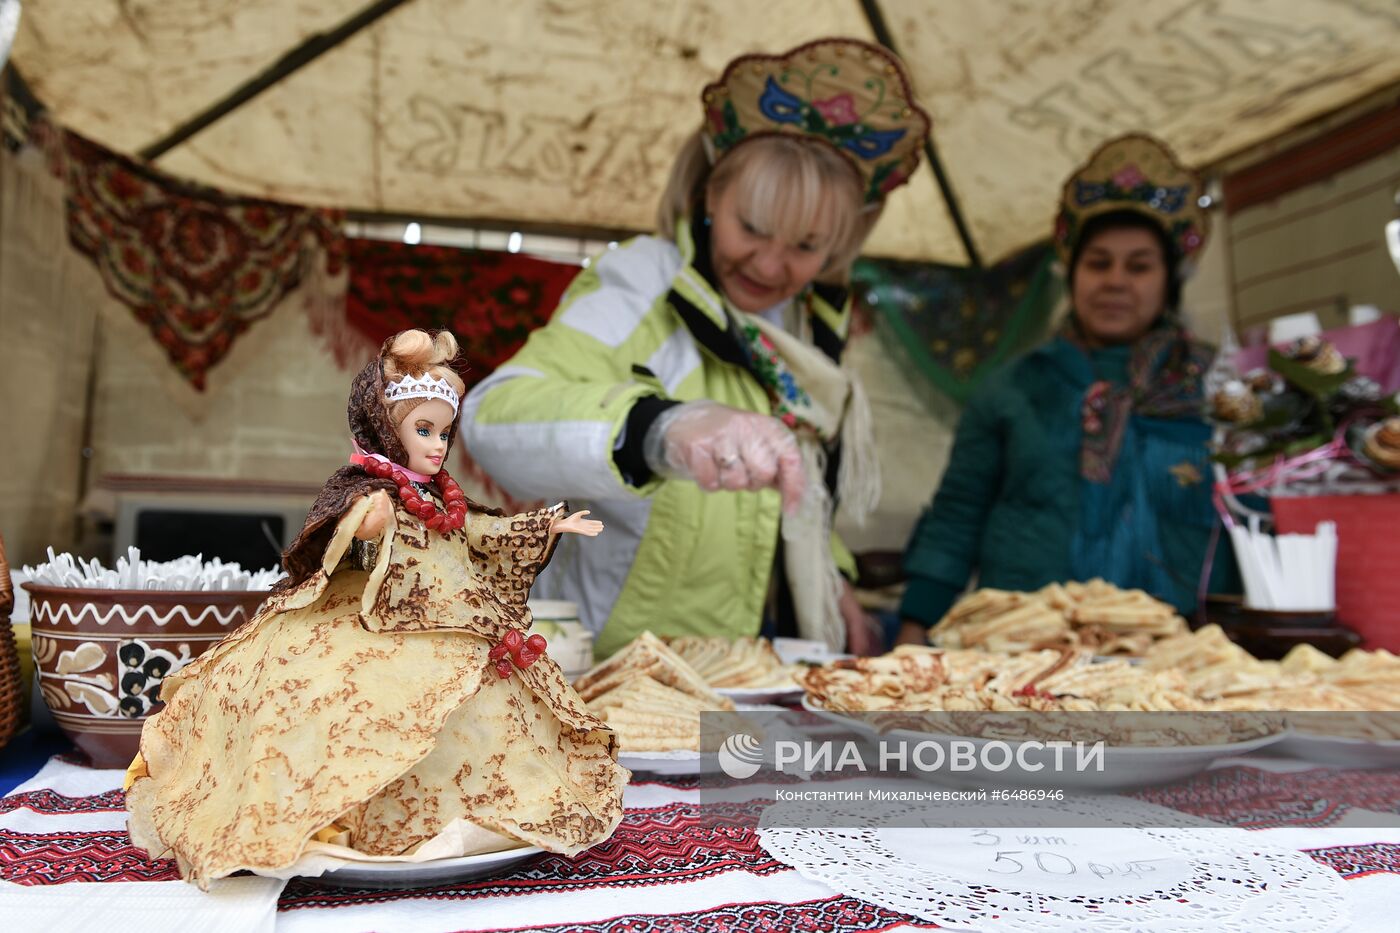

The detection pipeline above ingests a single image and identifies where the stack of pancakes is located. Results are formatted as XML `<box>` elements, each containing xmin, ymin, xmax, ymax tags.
<box><xmin>574</xmin><ymin>632</ymin><xmax>736</xmax><ymax>751</ymax></box>
<box><xmin>1147</xmin><ymin>628</ymin><xmax>1400</xmax><ymax>734</ymax></box>
<box><xmin>664</xmin><ymin>636</ymin><xmax>798</xmax><ymax>690</ymax></box>
<box><xmin>929</xmin><ymin>579</ymin><xmax>1188</xmax><ymax>656</ymax></box>
<box><xmin>799</xmin><ymin>645</ymin><xmax>1197</xmax><ymax>715</ymax></box>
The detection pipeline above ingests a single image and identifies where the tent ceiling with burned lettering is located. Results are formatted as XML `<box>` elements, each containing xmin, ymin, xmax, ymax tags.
<box><xmin>11</xmin><ymin>0</ymin><xmax>1400</xmax><ymax>265</ymax></box>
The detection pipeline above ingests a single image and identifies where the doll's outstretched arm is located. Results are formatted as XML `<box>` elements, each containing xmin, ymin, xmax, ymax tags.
<box><xmin>550</xmin><ymin>509</ymin><xmax>604</xmax><ymax>537</ymax></box>
<box><xmin>354</xmin><ymin>490</ymin><xmax>395</xmax><ymax>541</ymax></box>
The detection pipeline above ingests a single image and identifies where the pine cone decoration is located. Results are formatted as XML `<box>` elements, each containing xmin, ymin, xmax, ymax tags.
<box><xmin>1212</xmin><ymin>380</ymin><xmax>1263</xmax><ymax>423</ymax></box>
<box><xmin>1363</xmin><ymin>417</ymin><xmax>1400</xmax><ymax>470</ymax></box>
<box><xmin>1243</xmin><ymin>368</ymin><xmax>1283</xmax><ymax>394</ymax></box>
<box><xmin>1286</xmin><ymin>336</ymin><xmax>1346</xmax><ymax>375</ymax></box>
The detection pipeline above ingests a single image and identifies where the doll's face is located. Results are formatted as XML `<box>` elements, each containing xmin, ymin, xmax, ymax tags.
<box><xmin>394</xmin><ymin>398</ymin><xmax>456</xmax><ymax>475</ymax></box>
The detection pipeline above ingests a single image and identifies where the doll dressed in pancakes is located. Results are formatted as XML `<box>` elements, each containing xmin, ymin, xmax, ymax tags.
<box><xmin>125</xmin><ymin>329</ymin><xmax>626</xmax><ymax>887</ymax></box>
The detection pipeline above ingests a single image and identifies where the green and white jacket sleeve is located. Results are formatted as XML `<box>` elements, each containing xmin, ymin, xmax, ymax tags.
<box><xmin>461</xmin><ymin>237</ymin><xmax>685</xmax><ymax>501</ymax></box>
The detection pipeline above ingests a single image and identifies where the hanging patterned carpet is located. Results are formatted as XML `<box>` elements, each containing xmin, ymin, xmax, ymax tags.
<box><xmin>19</xmin><ymin>122</ymin><xmax>577</xmax><ymax>395</ymax></box>
<box><xmin>852</xmin><ymin>243</ymin><xmax>1061</xmax><ymax>406</ymax></box>
<box><xmin>49</xmin><ymin>120</ymin><xmax>580</xmax><ymax>394</ymax></box>
<box><xmin>50</xmin><ymin>127</ymin><xmax>344</xmax><ymax>391</ymax></box>
<box><xmin>339</xmin><ymin>238</ymin><xmax>583</xmax><ymax>512</ymax></box>
<box><xmin>343</xmin><ymin>238</ymin><xmax>580</xmax><ymax>388</ymax></box>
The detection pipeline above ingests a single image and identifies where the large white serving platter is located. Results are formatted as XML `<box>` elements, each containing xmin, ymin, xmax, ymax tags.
<box><xmin>882</xmin><ymin>727</ymin><xmax>1285</xmax><ymax>791</ymax></box>
<box><xmin>716</xmin><ymin>683</ymin><xmax>804</xmax><ymax>705</ymax></box>
<box><xmin>797</xmin><ymin>696</ymin><xmax>1285</xmax><ymax>789</ymax></box>
<box><xmin>1276</xmin><ymin>730</ymin><xmax>1400</xmax><ymax>768</ymax></box>
<box><xmin>615</xmin><ymin>704</ymin><xmax>782</xmax><ymax>775</ymax></box>
<box><xmin>617</xmin><ymin>748</ymin><xmax>713</xmax><ymax>776</ymax></box>
<box><xmin>314</xmin><ymin>845</ymin><xmax>544</xmax><ymax>888</ymax></box>
<box><xmin>771</xmin><ymin>638</ymin><xmax>853</xmax><ymax>665</ymax></box>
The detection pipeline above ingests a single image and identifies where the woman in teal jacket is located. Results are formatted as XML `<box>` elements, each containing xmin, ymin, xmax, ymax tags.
<box><xmin>898</xmin><ymin>134</ymin><xmax>1234</xmax><ymax>643</ymax></box>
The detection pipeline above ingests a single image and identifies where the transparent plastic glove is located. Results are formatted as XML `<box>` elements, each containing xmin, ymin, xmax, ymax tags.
<box><xmin>642</xmin><ymin>400</ymin><xmax>806</xmax><ymax>512</ymax></box>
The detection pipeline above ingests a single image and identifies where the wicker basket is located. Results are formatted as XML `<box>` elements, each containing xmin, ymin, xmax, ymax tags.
<box><xmin>0</xmin><ymin>532</ymin><xmax>22</xmax><ymax>750</ymax></box>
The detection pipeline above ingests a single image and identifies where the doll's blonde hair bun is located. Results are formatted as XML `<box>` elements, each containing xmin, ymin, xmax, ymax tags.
<box><xmin>385</xmin><ymin>329</ymin><xmax>459</xmax><ymax>376</ymax></box>
<box><xmin>383</xmin><ymin>329</ymin><xmax>466</xmax><ymax>423</ymax></box>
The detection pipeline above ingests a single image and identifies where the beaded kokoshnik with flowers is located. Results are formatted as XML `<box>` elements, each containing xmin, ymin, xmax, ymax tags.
<box><xmin>701</xmin><ymin>38</ymin><xmax>931</xmax><ymax>204</ymax></box>
<box><xmin>1053</xmin><ymin>133</ymin><xmax>1210</xmax><ymax>266</ymax></box>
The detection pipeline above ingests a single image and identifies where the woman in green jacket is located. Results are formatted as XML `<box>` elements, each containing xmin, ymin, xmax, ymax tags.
<box><xmin>464</xmin><ymin>39</ymin><xmax>931</xmax><ymax>656</ymax></box>
<box><xmin>898</xmin><ymin>134</ymin><xmax>1233</xmax><ymax>644</ymax></box>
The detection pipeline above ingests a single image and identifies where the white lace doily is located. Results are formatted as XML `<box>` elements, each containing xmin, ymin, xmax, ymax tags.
<box><xmin>758</xmin><ymin>794</ymin><xmax>1349</xmax><ymax>932</ymax></box>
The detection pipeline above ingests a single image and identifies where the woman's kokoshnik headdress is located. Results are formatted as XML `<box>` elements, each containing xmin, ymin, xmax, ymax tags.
<box><xmin>701</xmin><ymin>38</ymin><xmax>931</xmax><ymax>204</ymax></box>
<box><xmin>1054</xmin><ymin>132</ymin><xmax>1210</xmax><ymax>267</ymax></box>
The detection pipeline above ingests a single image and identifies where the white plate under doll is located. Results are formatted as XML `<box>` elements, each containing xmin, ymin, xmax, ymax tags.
<box><xmin>124</xmin><ymin>329</ymin><xmax>627</xmax><ymax>887</ymax></box>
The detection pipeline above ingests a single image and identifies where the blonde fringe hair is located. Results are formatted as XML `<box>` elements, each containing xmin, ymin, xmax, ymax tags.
<box><xmin>383</xmin><ymin>329</ymin><xmax>466</xmax><ymax>425</ymax></box>
<box><xmin>656</xmin><ymin>130</ymin><xmax>879</xmax><ymax>284</ymax></box>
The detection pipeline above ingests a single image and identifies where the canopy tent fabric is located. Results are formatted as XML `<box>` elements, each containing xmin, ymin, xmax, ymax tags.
<box><xmin>9</xmin><ymin>0</ymin><xmax>1400</xmax><ymax>266</ymax></box>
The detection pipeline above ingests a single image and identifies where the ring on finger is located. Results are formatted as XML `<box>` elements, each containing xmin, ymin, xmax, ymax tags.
<box><xmin>716</xmin><ymin>453</ymin><xmax>740</xmax><ymax>468</ymax></box>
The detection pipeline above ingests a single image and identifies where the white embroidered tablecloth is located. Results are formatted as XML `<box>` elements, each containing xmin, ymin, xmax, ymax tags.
<box><xmin>1</xmin><ymin>753</ymin><xmax>1398</xmax><ymax>932</ymax></box>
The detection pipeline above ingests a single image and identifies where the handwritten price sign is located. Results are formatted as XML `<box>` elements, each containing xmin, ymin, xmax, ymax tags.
<box><xmin>883</xmin><ymin>827</ymin><xmax>1190</xmax><ymax>896</ymax></box>
<box><xmin>970</xmin><ymin>829</ymin><xmax>1172</xmax><ymax>883</ymax></box>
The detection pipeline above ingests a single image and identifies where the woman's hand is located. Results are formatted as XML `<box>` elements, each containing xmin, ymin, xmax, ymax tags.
<box><xmin>894</xmin><ymin>620</ymin><xmax>930</xmax><ymax>648</ymax></box>
<box><xmin>643</xmin><ymin>400</ymin><xmax>806</xmax><ymax>513</ymax></box>
<box><xmin>354</xmin><ymin>490</ymin><xmax>394</xmax><ymax>541</ymax></box>
<box><xmin>839</xmin><ymin>579</ymin><xmax>885</xmax><ymax>657</ymax></box>
<box><xmin>551</xmin><ymin>510</ymin><xmax>604</xmax><ymax>537</ymax></box>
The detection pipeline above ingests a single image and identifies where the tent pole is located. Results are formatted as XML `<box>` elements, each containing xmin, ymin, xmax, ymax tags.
<box><xmin>858</xmin><ymin>0</ymin><xmax>983</xmax><ymax>270</ymax></box>
<box><xmin>139</xmin><ymin>0</ymin><xmax>414</xmax><ymax>162</ymax></box>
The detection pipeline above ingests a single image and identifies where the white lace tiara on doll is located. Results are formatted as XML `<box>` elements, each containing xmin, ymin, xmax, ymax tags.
<box><xmin>384</xmin><ymin>372</ymin><xmax>460</xmax><ymax>415</ymax></box>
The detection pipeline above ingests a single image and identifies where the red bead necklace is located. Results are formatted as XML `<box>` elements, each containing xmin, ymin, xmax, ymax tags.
<box><xmin>362</xmin><ymin>459</ymin><xmax>467</xmax><ymax>532</ymax></box>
